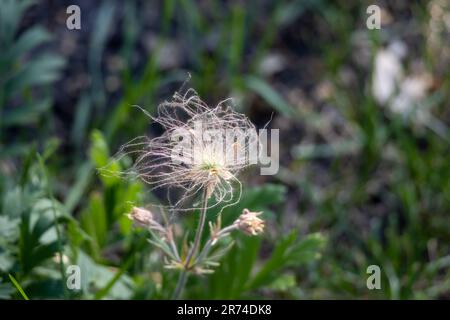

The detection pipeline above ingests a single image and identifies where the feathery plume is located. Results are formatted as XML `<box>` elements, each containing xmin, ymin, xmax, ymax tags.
<box><xmin>108</xmin><ymin>88</ymin><xmax>259</xmax><ymax>211</ymax></box>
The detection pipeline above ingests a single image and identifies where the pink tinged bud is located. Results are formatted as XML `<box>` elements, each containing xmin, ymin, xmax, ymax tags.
<box><xmin>234</xmin><ymin>208</ymin><xmax>265</xmax><ymax>236</ymax></box>
<box><xmin>127</xmin><ymin>207</ymin><xmax>154</xmax><ymax>227</ymax></box>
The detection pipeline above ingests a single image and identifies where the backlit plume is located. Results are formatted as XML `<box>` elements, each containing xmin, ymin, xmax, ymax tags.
<box><xmin>109</xmin><ymin>88</ymin><xmax>260</xmax><ymax>211</ymax></box>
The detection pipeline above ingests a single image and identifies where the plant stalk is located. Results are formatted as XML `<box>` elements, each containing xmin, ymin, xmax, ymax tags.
<box><xmin>172</xmin><ymin>270</ymin><xmax>188</xmax><ymax>300</ymax></box>
<box><xmin>172</xmin><ymin>189</ymin><xmax>208</xmax><ymax>299</ymax></box>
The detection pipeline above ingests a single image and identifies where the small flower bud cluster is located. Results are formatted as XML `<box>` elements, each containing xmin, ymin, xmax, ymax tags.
<box><xmin>234</xmin><ymin>209</ymin><xmax>265</xmax><ymax>236</ymax></box>
<box><xmin>127</xmin><ymin>207</ymin><xmax>166</xmax><ymax>235</ymax></box>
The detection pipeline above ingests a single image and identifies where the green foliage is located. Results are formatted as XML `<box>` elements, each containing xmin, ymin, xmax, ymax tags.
<box><xmin>247</xmin><ymin>232</ymin><xmax>325</xmax><ymax>291</ymax></box>
<box><xmin>8</xmin><ymin>274</ymin><xmax>29</xmax><ymax>300</ymax></box>
<box><xmin>0</xmin><ymin>148</ymin><xmax>67</xmax><ymax>298</ymax></box>
<box><xmin>1</xmin><ymin>0</ymin><xmax>449</xmax><ymax>300</ymax></box>
<box><xmin>79</xmin><ymin>130</ymin><xmax>142</xmax><ymax>260</ymax></box>
<box><xmin>185</xmin><ymin>184</ymin><xmax>326</xmax><ymax>299</ymax></box>
<box><xmin>0</xmin><ymin>0</ymin><xmax>65</xmax><ymax>150</ymax></box>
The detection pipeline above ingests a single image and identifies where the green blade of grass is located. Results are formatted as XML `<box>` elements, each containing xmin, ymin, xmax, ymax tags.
<box><xmin>8</xmin><ymin>274</ymin><xmax>29</xmax><ymax>300</ymax></box>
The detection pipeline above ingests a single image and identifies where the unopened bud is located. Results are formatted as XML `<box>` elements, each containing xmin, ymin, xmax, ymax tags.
<box><xmin>234</xmin><ymin>208</ymin><xmax>265</xmax><ymax>236</ymax></box>
<box><xmin>127</xmin><ymin>207</ymin><xmax>153</xmax><ymax>227</ymax></box>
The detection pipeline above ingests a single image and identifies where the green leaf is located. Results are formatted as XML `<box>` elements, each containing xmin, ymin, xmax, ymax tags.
<box><xmin>8</xmin><ymin>26</ymin><xmax>52</xmax><ymax>59</ymax></box>
<box><xmin>0</xmin><ymin>0</ymin><xmax>35</xmax><ymax>46</ymax></box>
<box><xmin>268</xmin><ymin>273</ymin><xmax>296</xmax><ymax>291</ymax></box>
<box><xmin>71</xmin><ymin>94</ymin><xmax>92</xmax><ymax>147</ymax></box>
<box><xmin>64</xmin><ymin>162</ymin><xmax>94</xmax><ymax>214</ymax></box>
<box><xmin>76</xmin><ymin>251</ymin><xmax>133</xmax><ymax>299</ymax></box>
<box><xmin>244</xmin><ymin>75</ymin><xmax>297</xmax><ymax>117</ymax></box>
<box><xmin>0</xmin><ymin>252</ymin><xmax>14</xmax><ymax>271</ymax></box>
<box><xmin>8</xmin><ymin>274</ymin><xmax>29</xmax><ymax>300</ymax></box>
<box><xmin>80</xmin><ymin>192</ymin><xmax>108</xmax><ymax>257</ymax></box>
<box><xmin>18</xmin><ymin>195</ymin><xmax>65</xmax><ymax>275</ymax></box>
<box><xmin>0</xmin><ymin>280</ymin><xmax>14</xmax><ymax>299</ymax></box>
<box><xmin>0</xmin><ymin>215</ymin><xmax>20</xmax><ymax>242</ymax></box>
<box><xmin>90</xmin><ymin>130</ymin><xmax>110</xmax><ymax>168</ymax></box>
<box><xmin>247</xmin><ymin>232</ymin><xmax>326</xmax><ymax>290</ymax></box>
<box><xmin>90</xmin><ymin>130</ymin><xmax>121</xmax><ymax>186</ymax></box>
<box><xmin>6</xmin><ymin>54</ymin><xmax>65</xmax><ymax>96</ymax></box>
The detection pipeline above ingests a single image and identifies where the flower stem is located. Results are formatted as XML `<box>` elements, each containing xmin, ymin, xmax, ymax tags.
<box><xmin>195</xmin><ymin>224</ymin><xmax>238</xmax><ymax>264</ymax></box>
<box><xmin>172</xmin><ymin>270</ymin><xmax>188</xmax><ymax>300</ymax></box>
<box><xmin>172</xmin><ymin>189</ymin><xmax>208</xmax><ymax>300</ymax></box>
<box><xmin>184</xmin><ymin>190</ymin><xmax>208</xmax><ymax>268</ymax></box>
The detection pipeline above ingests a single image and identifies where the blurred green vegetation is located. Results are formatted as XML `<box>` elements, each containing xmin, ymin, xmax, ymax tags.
<box><xmin>1</xmin><ymin>0</ymin><xmax>450</xmax><ymax>299</ymax></box>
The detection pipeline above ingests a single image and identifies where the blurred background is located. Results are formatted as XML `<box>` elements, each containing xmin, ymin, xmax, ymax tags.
<box><xmin>1</xmin><ymin>0</ymin><xmax>450</xmax><ymax>299</ymax></box>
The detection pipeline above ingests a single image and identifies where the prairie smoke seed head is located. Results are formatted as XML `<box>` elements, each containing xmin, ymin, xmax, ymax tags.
<box><xmin>109</xmin><ymin>89</ymin><xmax>260</xmax><ymax>211</ymax></box>
<box><xmin>234</xmin><ymin>208</ymin><xmax>265</xmax><ymax>236</ymax></box>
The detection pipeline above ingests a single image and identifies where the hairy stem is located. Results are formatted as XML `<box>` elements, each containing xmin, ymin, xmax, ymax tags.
<box><xmin>172</xmin><ymin>270</ymin><xmax>188</xmax><ymax>300</ymax></box>
<box><xmin>195</xmin><ymin>224</ymin><xmax>238</xmax><ymax>264</ymax></box>
<box><xmin>172</xmin><ymin>189</ymin><xmax>208</xmax><ymax>300</ymax></box>
<box><xmin>184</xmin><ymin>190</ymin><xmax>208</xmax><ymax>268</ymax></box>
